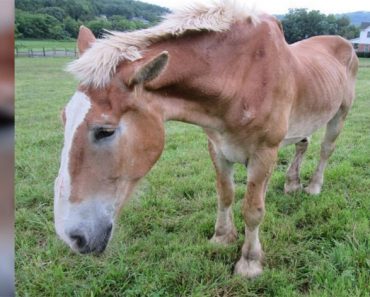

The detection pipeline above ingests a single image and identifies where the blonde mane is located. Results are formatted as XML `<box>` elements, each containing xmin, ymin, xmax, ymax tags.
<box><xmin>66</xmin><ymin>0</ymin><xmax>260</xmax><ymax>88</ymax></box>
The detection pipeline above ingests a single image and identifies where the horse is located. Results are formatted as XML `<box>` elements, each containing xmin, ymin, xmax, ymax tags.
<box><xmin>54</xmin><ymin>0</ymin><xmax>358</xmax><ymax>278</ymax></box>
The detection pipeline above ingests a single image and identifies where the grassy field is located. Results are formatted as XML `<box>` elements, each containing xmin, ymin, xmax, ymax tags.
<box><xmin>15</xmin><ymin>39</ymin><xmax>76</xmax><ymax>50</ymax></box>
<box><xmin>16</xmin><ymin>57</ymin><xmax>369</xmax><ymax>297</ymax></box>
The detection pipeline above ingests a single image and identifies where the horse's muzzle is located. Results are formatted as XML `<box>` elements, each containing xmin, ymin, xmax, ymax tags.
<box><xmin>68</xmin><ymin>223</ymin><xmax>113</xmax><ymax>255</ymax></box>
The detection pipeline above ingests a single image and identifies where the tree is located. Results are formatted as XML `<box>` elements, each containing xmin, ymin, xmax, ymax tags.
<box><xmin>15</xmin><ymin>9</ymin><xmax>67</xmax><ymax>39</ymax></box>
<box><xmin>86</xmin><ymin>19</ymin><xmax>112</xmax><ymax>37</ymax></box>
<box><xmin>15</xmin><ymin>23</ymin><xmax>23</xmax><ymax>39</ymax></box>
<box><xmin>64</xmin><ymin>16</ymin><xmax>80</xmax><ymax>38</ymax></box>
<box><xmin>63</xmin><ymin>0</ymin><xmax>95</xmax><ymax>21</ymax></box>
<box><xmin>15</xmin><ymin>0</ymin><xmax>169</xmax><ymax>40</ymax></box>
<box><xmin>282</xmin><ymin>9</ymin><xmax>325</xmax><ymax>43</ymax></box>
<box><xmin>335</xmin><ymin>16</ymin><xmax>360</xmax><ymax>39</ymax></box>
<box><xmin>282</xmin><ymin>8</ymin><xmax>360</xmax><ymax>44</ymax></box>
<box><xmin>37</xmin><ymin>7</ymin><xmax>66</xmax><ymax>22</ymax></box>
<box><xmin>109</xmin><ymin>15</ymin><xmax>147</xmax><ymax>31</ymax></box>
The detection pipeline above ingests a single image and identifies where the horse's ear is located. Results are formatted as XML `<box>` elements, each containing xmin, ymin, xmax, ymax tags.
<box><xmin>77</xmin><ymin>26</ymin><xmax>96</xmax><ymax>56</ymax></box>
<box><xmin>129</xmin><ymin>51</ymin><xmax>169</xmax><ymax>87</ymax></box>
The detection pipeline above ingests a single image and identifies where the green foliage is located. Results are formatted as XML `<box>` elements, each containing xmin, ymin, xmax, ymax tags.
<box><xmin>15</xmin><ymin>9</ymin><xmax>67</xmax><ymax>39</ymax></box>
<box><xmin>15</xmin><ymin>57</ymin><xmax>370</xmax><ymax>296</ymax></box>
<box><xmin>110</xmin><ymin>15</ymin><xmax>145</xmax><ymax>31</ymax></box>
<box><xmin>282</xmin><ymin>9</ymin><xmax>360</xmax><ymax>44</ymax></box>
<box><xmin>86</xmin><ymin>16</ymin><xmax>147</xmax><ymax>37</ymax></box>
<box><xmin>335</xmin><ymin>17</ymin><xmax>360</xmax><ymax>40</ymax></box>
<box><xmin>63</xmin><ymin>17</ymin><xmax>80</xmax><ymax>38</ymax></box>
<box><xmin>15</xmin><ymin>23</ymin><xmax>22</xmax><ymax>39</ymax></box>
<box><xmin>91</xmin><ymin>0</ymin><xmax>168</xmax><ymax>22</ymax></box>
<box><xmin>15</xmin><ymin>0</ymin><xmax>169</xmax><ymax>40</ymax></box>
<box><xmin>37</xmin><ymin>7</ymin><xmax>66</xmax><ymax>22</ymax></box>
<box><xmin>63</xmin><ymin>0</ymin><xmax>96</xmax><ymax>21</ymax></box>
<box><xmin>86</xmin><ymin>18</ymin><xmax>112</xmax><ymax>38</ymax></box>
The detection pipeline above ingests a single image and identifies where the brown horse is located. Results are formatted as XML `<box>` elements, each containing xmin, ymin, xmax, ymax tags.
<box><xmin>54</xmin><ymin>1</ymin><xmax>358</xmax><ymax>277</ymax></box>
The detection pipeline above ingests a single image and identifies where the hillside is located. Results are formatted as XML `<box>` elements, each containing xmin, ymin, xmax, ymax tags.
<box><xmin>15</xmin><ymin>0</ymin><xmax>169</xmax><ymax>22</ymax></box>
<box><xmin>276</xmin><ymin>11</ymin><xmax>370</xmax><ymax>26</ymax></box>
<box><xmin>15</xmin><ymin>0</ymin><xmax>170</xmax><ymax>39</ymax></box>
<box><xmin>340</xmin><ymin>11</ymin><xmax>370</xmax><ymax>26</ymax></box>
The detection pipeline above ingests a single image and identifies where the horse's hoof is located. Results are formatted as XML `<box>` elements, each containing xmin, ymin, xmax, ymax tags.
<box><xmin>284</xmin><ymin>182</ymin><xmax>302</xmax><ymax>194</ymax></box>
<box><xmin>234</xmin><ymin>257</ymin><xmax>263</xmax><ymax>278</ymax></box>
<box><xmin>210</xmin><ymin>229</ymin><xmax>237</xmax><ymax>245</ymax></box>
<box><xmin>304</xmin><ymin>183</ymin><xmax>322</xmax><ymax>195</ymax></box>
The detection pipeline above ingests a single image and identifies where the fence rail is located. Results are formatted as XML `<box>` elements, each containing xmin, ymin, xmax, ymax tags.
<box><xmin>15</xmin><ymin>47</ymin><xmax>77</xmax><ymax>58</ymax></box>
<box><xmin>15</xmin><ymin>47</ymin><xmax>370</xmax><ymax>61</ymax></box>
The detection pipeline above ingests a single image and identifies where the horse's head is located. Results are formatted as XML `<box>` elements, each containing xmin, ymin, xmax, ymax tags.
<box><xmin>54</xmin><ymin>27</ymin><xmax>168</xmax><ymax>254</ymax></box>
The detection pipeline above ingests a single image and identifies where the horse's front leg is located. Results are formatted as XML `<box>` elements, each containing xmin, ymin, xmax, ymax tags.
<box><xmin>208</xmin><ymin>140</ymin><xmax>237</xmax><ymax>245</ymax></box>
<box><xmin>234</xmin><ymin>147</ymin><xmax>278</xmax><ymax>278</ymax></box>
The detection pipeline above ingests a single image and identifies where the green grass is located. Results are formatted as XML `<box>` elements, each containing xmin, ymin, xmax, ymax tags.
<box><xmin>359</xmin><ymin>58</ymin><xmax>370</xmax><ymax>67</ymax></box>
<box><xmin>15</xmin><ymin>39</ymin><xmax>76</xmax><ymax>50</ymax></box>
<box><xmin>16</xmin><ymin>57</ymin><xmax>370</xmax><ymax>296</ymax></box>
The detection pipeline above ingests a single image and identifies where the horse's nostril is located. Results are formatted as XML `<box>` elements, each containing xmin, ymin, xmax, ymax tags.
<box><xmin>107</xmin><ymin>224</ymin><xmax>113</xmax><ymax>236</ymax></box>
<box><xmin>69</xmin><ymin>232</ymin><xmax>87</xmax><ymax>250</ymax></box>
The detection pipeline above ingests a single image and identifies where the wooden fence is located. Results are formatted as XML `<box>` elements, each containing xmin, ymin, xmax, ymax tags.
<box><xmin>14</xmin><ymin>47</ymin><xmax>370</xmax><ymax>63</ymax></box>
<box><xmin>15</xmin><ymin>47</ymin><xmax>78</xmax><ymax>58</ymax></box>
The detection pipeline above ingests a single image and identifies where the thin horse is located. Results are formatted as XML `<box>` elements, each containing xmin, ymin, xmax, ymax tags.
<box><xmin>54</xmin><ymin>1</ymin><xmax>358</xmax><ymax>277</ymax></box>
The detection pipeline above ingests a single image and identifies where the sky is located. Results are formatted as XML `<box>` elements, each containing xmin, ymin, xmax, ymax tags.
<box><xmin>141</xmin><ymin>0</ymin><xmax>370</xmax><ymax>15</ymax></box>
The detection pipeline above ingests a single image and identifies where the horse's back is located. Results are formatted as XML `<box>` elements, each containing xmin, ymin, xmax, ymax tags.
<box><xmin>295</xmin><ymin>36</ymin><xmax>356</xmax><ymax>64</ymax></box>
<box><xmin>291</xmin><ymin>35</ymin><xmax>358</xmax><ymax>92</ymax></box>
<box><xmin>283</xmin><ymin>36</ymin><xmax>358</xmax><ymax>143</ymax></box>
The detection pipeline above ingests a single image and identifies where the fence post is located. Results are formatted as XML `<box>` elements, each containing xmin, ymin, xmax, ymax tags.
<box><xmin>16</xmin><ymin>47</ymin><xmax>83</xmax><ymax>58</ymax></box>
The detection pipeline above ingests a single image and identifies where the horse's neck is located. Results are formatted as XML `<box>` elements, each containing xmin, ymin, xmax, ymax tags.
<box><xmin>148</xmin><ymin>90</ymin><xmax>226</xmax><ymax>131</ymax></box>
<box><xmin>144</xmin><ymin>18</ymin><xmax>286</xmax><ymax>132</ymax></box>
<box><xmin>143</xmin><ymin>35</ymin><xmax>233</xmax><ymax>131</ymax></box>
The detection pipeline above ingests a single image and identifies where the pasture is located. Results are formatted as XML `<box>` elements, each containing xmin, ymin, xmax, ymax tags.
<box><xmin>16</xmin><ymin>57</ymin><xmax>369</xmax><ymax>296</ymax></box>
<box><xmin>15</xmin><ymin>39</ymin><xmax>76</xmax><ymax>50</ymax></box>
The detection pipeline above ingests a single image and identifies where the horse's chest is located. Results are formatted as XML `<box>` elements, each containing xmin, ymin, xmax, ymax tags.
<box><xmin>220</xmin><ymin>143</ymin><xmax>247</xmax><ymax>163</ymax></box>
<box><xmin>211</xmin><ymin>135</ymin><xmax>248</xmax><ymax>164</ymax></box>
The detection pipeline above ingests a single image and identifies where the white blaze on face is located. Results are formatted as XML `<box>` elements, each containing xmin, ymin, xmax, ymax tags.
<box><xmin>54</xmin><ymin>91</ymin><xmax>91</xmax><ymax>243</ymax></box>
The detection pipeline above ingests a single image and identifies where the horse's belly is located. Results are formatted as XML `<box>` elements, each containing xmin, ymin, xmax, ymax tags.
<box><xmin>283</xmin><ymin>106</ymin><xmax>339</xmax><ymax>146</ymax></box>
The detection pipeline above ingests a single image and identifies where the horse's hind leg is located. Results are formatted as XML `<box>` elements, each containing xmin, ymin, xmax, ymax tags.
<box><xmin>305</xmin><ymin>107</ymin><xmax>349</xmax><ymax>195</ymax></box>
<box><xmin>208</xmin><ymin>140</ymin><xmax>237</xmax><ymax>245</ymax></box>
<box><xmin>284</xmin><ymin>138</ymin><xmax>309</xmax><ymax>194</ymax></box>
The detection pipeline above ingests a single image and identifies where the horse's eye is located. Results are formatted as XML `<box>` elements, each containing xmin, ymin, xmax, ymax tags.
<box><xmin>94</xmin><ymin>128</ymin><xmax>115</xmax><ymax>141</ymax></box>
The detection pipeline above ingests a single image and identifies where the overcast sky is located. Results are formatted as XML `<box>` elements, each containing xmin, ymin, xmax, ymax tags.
<box><xmin>141</xmin><ymin>0</ymin><xmax>370</xmax><ymax>15</ymax></box>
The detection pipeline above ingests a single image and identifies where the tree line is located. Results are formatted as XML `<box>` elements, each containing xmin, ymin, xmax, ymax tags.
<box><xmin>282</xmin><ymin>9</ymin><xmax>360</xmax><ymax>44</ymax></box>
<box><xmin>15</xmin><ymin>0</ymin><xmax>169</xmax><ymax>39</ymax></box>
<box><xmin>15</xmin><ymin>1</ymin><xmax>360</xmax><ymax>43</ymax></box>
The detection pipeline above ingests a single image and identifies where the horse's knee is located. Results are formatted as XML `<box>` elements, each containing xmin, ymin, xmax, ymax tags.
<box><xmin>242</xmin><ymin>199</ymin><xmax>265</xmax><ymax>229</ymax></box>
